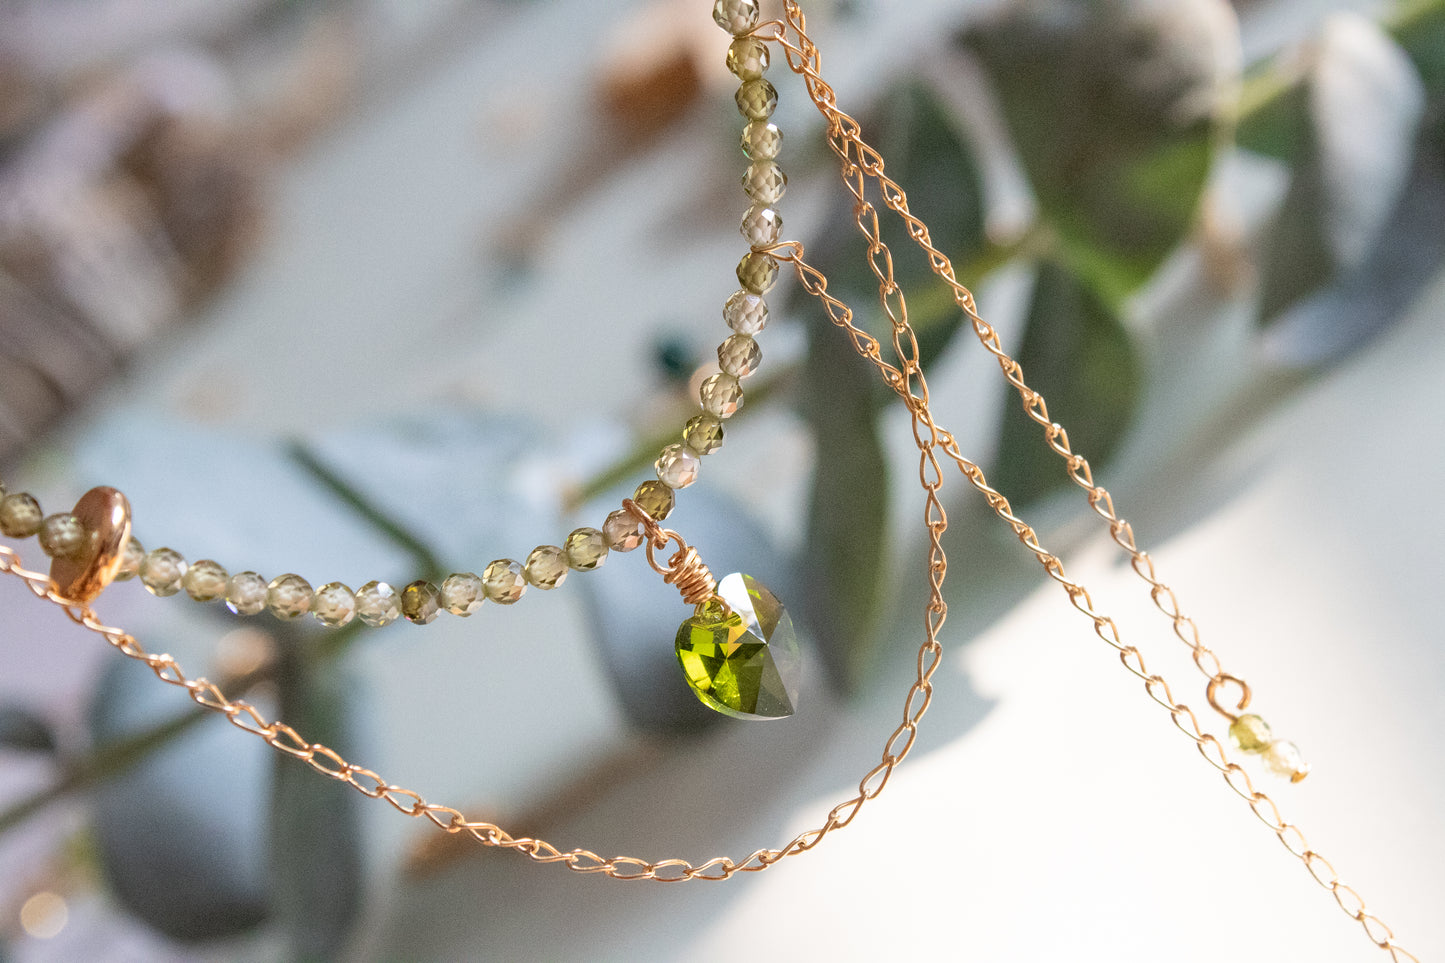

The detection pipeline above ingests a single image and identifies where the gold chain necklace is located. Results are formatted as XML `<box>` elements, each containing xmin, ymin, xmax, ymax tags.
<box><xmin>0</xmin><ymin>2</ymin><xmax>1419</xmax><ymax>958</ymax></box>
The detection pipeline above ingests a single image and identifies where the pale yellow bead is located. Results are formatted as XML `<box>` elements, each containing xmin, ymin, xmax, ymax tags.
<box><xmin>740</xmin><ymin>205</ymin><xmax>782</xmax><ymax>248</ymax></box>
<box><xmin>441</xmin><ymin>573</ymin><xmax>485</xmax><ymax>616</ymax></box>
<box><xmin>726</xmin><ymin>36</ymin><xmax>769</xmax><ymax>80</ymax></box>
<box><xmin>1262</xmin><ymin>739</ymin><xmax>1308</xmax><ymax>781</ymax></box>
<box><xmin>483</xmin><ymin>559</ymin><xmax>527</xmax><ymax>604</ymax></box>
<box><xmin>313</xmin><ymin>582</ymin><xmax>358</xmax><ymax>627</ymax></box>
<box><xmin>734</xmin><ymin>78</ymin><xmax>777</xmax><ymax>121</ymax></box>
<box><xmin>356</xmin><ymin>580</ymin><xmax>401</xmax><ymax>626</ymax></box>
<box><xmin>524</xmin><ymin>545</ymin><xmax>568</xmax><ymax>589</ymax></box>
<box><xmin>724</xmin><ymin>290</ymin><xmax>768</xmax><ymax>335</ymax></box>
<box><xmin>563</xmin><ymin>528</ymin><xmax>608</xmax><ymax>571</ymax></box>
<box><xmin>655</xmin><ymin>443</ymin><xmax>701</xmax><ymax>489</ymax></box>
<box><xmin>712</xmin><ymin>0</ymin><xmax>759</xmax><ymax>35</ymax></box>
<box><xmin>718</xmin><ymin>333</ymin><xmax>761</xmax><ymax>378</ymax></box>
<box><xmin>183</xmin><ymin>559</ymin><xmax>230</xmax><ymax>602</ymax></box>
<box><xmin>266</xmin><ymin>573</ymin><xmax>313</xmax><ymax>620</ymax></box>
<box><xmin>741</xmin><ymin>121</ymin><xmax>782</xmax><ymax>161</ymax></box>
<box><xmin>742</xmin><ymin>161</ymin><xmax>787</xmax><ymax>205</ymax></box>
<box><xmin>140</xmin><ymin>548</ymin><xmax>188</xmax><ymax>597</ymax></box>
<box><xmin>226</xmin><ymin>571</ymin><xmax>268</xmax><ymax>616</ymax></box>
<box><xmin>700</xmin><ymin>372</ymin><xmax>744</xmax><ymax>418</ymax></box>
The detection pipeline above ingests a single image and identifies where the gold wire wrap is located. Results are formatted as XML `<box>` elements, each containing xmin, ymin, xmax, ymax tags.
<box><xmin>0</xmin><ymin>7</ymin><xmax>1418</xmax><ymax>958</ymax></box>
<box><xmin>623</xmin><ymin>498</ymin><xmax>721</xmax><ymax>611</ymax></box>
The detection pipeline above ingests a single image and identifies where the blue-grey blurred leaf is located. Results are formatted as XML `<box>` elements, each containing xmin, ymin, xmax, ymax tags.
<box><xmin>797</xmin><ymin>307</ymin><xmax>889</xmax><ymax>696</ymax></box>
<box><xmin>579</xmin><ymin>486</ymin><xmax>783</xmax><ymax>734</ymax></box>
<box><xmin>90</xmin><ymin>658</ymin><xmax>270</xmax><ymax>942</ymax></box>
<box><xmin>989</xmin><ymin>261</ymin><xmax>1141</xmax><ymax>506</ymax></box>
<box><xmin>0</xmin><ymin>705</ymin><xmax>57</xmax><ymax>754</ymax></box>
<box><xmin>962</xmin><ymin>0</ymin><xmax>1237</xmax><ymax>306</ymax></box>
<box><xmin>1391</xmin><ymin>0</ymin><xmax>1445</xmax><ymax>93</ymax></box>
<box><xmin>1264</xmin><ymin>120</ymin><xmax>1445</xmax><ymax>366</ymax></box>
<box><xmin>792</xmin><ymin>80</ymin><xmax>986</xmax><ymax>382</ymax></box>
<box><xmin>1258</xmin><ymin>14</ymin><xmax>1426</xmax><ymax>329</ymax></box>
<box><xmin>268</xmin><ymin>636</ymin><xmax>364</xmax><ymax>961</ymax></box>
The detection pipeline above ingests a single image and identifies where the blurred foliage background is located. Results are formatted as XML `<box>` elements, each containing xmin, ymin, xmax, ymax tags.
<box><xmin>0</xmin><ymin>0</ymin><xmax>1442</xmax><ymax>958</ymax></box>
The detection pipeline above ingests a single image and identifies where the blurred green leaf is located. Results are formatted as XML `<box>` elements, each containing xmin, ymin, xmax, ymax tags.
<box><xmin>962</xmin><ymin>0</ymin><xmax>1237</xmax><ymax>306</ymax></box>
<box><xmin>0</xmin><ymin>705</ymin><xmax>57</xmax><ymax>754</ymax></box>
<box><xmin>1258</xmin><ymin>14</ymin><xmax>1426</xmax><ymax>329</ymax></box>
<box><xmin>268</xmin><ymin>637</ymin><xmax>364</xmax><ymax>962</ymax></box>
<box><xmin>797</xmin><ymin>307</ymin><xmax>890</xmax><ymax>696</ymax></box>
<box><xmin>794</xmin><ymin>80</ymin><xmax>987</xmax><ymax>383</ymax></box>
<box><xmin>90</xmin><ymin>658</ymin><xmax>270</xmax><ymax>942</ymax></box>
<box><xmin>1390</xmin><ymin>0</ymin><xmax>1445</xmax><ymax>93</ymax></box>
<box><xmin>989</xmin><ymin>261</ymin><xmax>1141</xmax><ymax>506</ymax></box>
<box><xmin>1264</xmin><ymin>118</ymin><xmax>1445</xmax><ymax>365</ymax></box>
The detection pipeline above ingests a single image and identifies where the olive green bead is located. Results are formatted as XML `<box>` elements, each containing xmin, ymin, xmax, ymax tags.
<box><xmin>726</xmin><ymin>36</ymin><xmax>769</xmax><ymax>80</ymax></box>
<box><xmin>684</xmin><ymin>414</ymin><xmax>725</xmax><ymax>455</ymax></box>
<box><xmin>401</xmin><ymin>580</ymin><xmax>441</xmax><ymax>624</ymax></box>
<box><xmin>563</xmin><ymin>528</ymin><xmax>608</xmax><ymax>571</ymax></box>
<box><xmin>734</xmin><ymin>78</ymin><xmax>777</xmax><ymax>121</ymax></box>
<box><xmin>736</xmin><ymin>251</ymin><xmax>778</xmax><ymax>294</ymax></box>
<box><xmin>0</xmin><ymin>493</ymin><xmax>43</xmax><ymax>538</ymax></box>
<box><xmin>633</xmin><ymin>480</ymin><xmax>675</xmax><ymax>521</ymax></box>
<box><xmin>1229</xmin><ymin>714</ymin><xmax>1273</xmax><ymax>753</ymax></box>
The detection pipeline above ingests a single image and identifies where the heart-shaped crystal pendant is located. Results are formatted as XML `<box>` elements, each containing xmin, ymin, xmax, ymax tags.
<box><xmin>674</xmin><ymin>573</ymin><xmax>800</xmax><ymax>720</ymax></box>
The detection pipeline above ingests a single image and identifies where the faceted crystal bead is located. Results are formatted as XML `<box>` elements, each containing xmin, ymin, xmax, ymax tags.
<box><xmin>1228</xmin><ymin>713</ymin><xmax>1273</xmax><ymax>753</ymax></box>
<box><xmin>483</xmin><ymin>559</ymin><xmax>527</xmax><ymax>604</ymax></box>
<box><xmin>718</xmin><ymin>334</ymin><xmax>761</xmax><ymax>378</ymax></box>
<box><xmin>655</xmin><ymin>443</ymin><xmax>701</xmax><ymax>489</ymax></box>
<box><xmin>712</xmin><ymin>0</ymin><xmax>760</xmax><ymax>34</ymax></box>
<box><xmin>740</xmin><ymin>205</ymin><xmax>782</xmax><ymax>248</ymax></box>
<box><xmin>674</xmin><ymin>573</ymin><xmax>800</xmax><ymax>720</ymax></box>
<box><xmin>742</xmin><ymin>161</ymin><xmax>787</xmax><ymax>205</ymax></box>
<box><xmin>723</xmin><ymin>290</ymin><xmax>768</xmax><ymax>335</ymax></box>
<box><xmin>700</xmin><ymin>372</ymin><xmax>744</xmax><ymax>418</ymax></box>
<box><xmin>684</xmin><ymin>414</ymin><xmax>725</xmax><ymax>455</ymax></box>
<box><xmin>523</xmin><ymin>546</ymin><xmax>568</xmax><ymax>589</ymax></box>
<box><xmin>313</xmin><ymin>582</ymin><xmax>358</xmax><ymax>627</ymax></box>
<box><xmin>356</xmin><ymin>580</ymin><xmax>402</xmax><ymax>626</ymax></box>
<box><xmin>1261</xmin><ymin>739</ymin><xmax>1309</xmax><ymax>781</ymax></box>
<box><xmin>183</xmin><ymin>559</ymin><xmax>230</xmax><ymax>602</ymax></box>
<box><xmin>0</xmin><ymin>493</ymin><xmax>43</xmax><ymax>538</ymax></box>
<box><xmin>563</xmin><ymin>527</ymin><xmax>608</xmax><ymax>571</ymax></box>
<box><xmin>633</xmin><ymin>480</ymin><xmax>675</xmax><ymax>521</ymax></box>
<box><xmin>441</xmin><ymin>572</ymin><xmax>485</xmax><ymax>616</ymax></box>
<box><xmin>736</xmin><ymin>252</ymin><xmax>778</xmax><ymax>294</ymax></box>
<box><xmin>734</xmin><ymin>79</ymin><xmax>777</xmax><ymax>121</ymax></box>
<box><xmin>140</xmin><ymin>547</ymin><xmax>188</xmax><ymax>597</ymax></box>
<box><xmin>114</xmin><ymin>536</ymin><xmax>145</xmax><ymax>581</ymax></box>
<box><xmin>741</xmin><ymin>121</ymin><xmax>782</xmax><ymax>161</ymax></box>
<box><xmin>726</xmin><ymin>36</ymin><xmax>769</xmax><ymax>80</ymax></box>
<box><xmin>266</xmin><ymin>574</ymin><xmax>313</xmax><ymax>620</ymax></box>
<box><xmin>402</xmin><ymin>580</ymin><xmax>441</xmax><ymax>624</ymax></box>
<box><xmin>38</xmin><ymin>513</ymin><xmax>86</xmax><ymax>559</ymax></box>
<box><xmin>226</xmin><ymin>571</ymin><xmax>268</xmax><ymax>616</ymax></box>
<box><xmin>603</xmin><ymin>509</ymin><xmax>645</xmax><ymax>552</ymax></box>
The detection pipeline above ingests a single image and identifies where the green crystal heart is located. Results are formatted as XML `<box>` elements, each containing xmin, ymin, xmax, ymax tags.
<box><xmin>674</xmin><ymin>573</ymin><xmax>800</xmax><ymax>720</ymax></box>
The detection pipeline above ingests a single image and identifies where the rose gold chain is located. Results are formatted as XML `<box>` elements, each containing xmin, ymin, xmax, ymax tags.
<box><xmin>757</xmin><ymin>4</ymin><xmax>1414</xmax><ymax>957</ymax></box>
<box><xmin>0</xmin><ymin>6</ymin><xmax>1416</xmax><ymax>956</ymax></box>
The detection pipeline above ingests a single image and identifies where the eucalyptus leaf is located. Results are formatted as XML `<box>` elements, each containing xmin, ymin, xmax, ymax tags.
<box><xmin>962</xmin><ymin>0</ymin><xmax>1237</xmax><ymax>306</ymax></box>
<box><xmin>791</xmin><ymin>79</ymin><xmax>986</xmax><ymax>385</ymax></box>
<box><xmin>989</xmin><ymin>261</ymin><xmax>1140</xmax><ymax>507</ymax></box>
<box><xmin>1263</xmin><ymin>119</ymin><xmax>1445</xmax><ymax>366</ymax></box>
<box><xmin>0</xmin><ymin>705</ymin><xmax>57</xmax><ymax>754</ymax></box>
<box><xmin>268</xmin><ymin>634</ymin><xmax>364</xmax><ymax>961</ymax></box>
<box><xmin>1258</xmin><ymin>13</ymin><xmax>1427</xmax><ymax>328</ymax></box>
<box><xmin>90</xmin><ymin>658</ymin><xmax>270</xmax><ymax>942</ymax></box>
<box><xmin>797</xmin><ymin>307</ymin><xmax>890</xmax><ymax>696</ymax></box>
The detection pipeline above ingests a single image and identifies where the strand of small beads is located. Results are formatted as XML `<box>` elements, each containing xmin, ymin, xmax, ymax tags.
<box><xmin>0</xmin><ymin>0</ymin><xmax>785</xmax><ymax>641</ymax></box>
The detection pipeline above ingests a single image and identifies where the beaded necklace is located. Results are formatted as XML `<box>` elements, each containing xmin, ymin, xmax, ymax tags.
<box><xmin>0</xmin><ymin>2</ymin><xmax>1420</xmax><ymax>957</ymax></box>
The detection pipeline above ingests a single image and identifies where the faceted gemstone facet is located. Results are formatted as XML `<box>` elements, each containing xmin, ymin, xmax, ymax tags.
<box><xmin>674</xmin><ymin>573</ymin><xmax>800</xmax><ymax>720</ymax></box>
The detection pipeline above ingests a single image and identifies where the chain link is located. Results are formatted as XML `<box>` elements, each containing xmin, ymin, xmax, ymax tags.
<box><xmin>0</xmin><ymin>6</ymin><xmax>1418</xmax><ymax>956</ymax></box>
